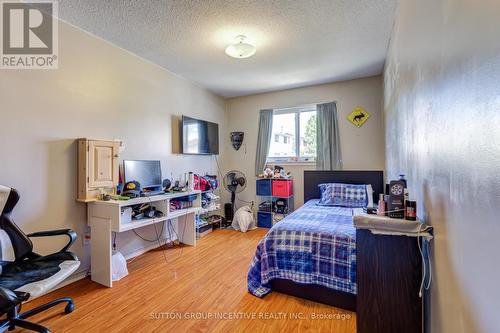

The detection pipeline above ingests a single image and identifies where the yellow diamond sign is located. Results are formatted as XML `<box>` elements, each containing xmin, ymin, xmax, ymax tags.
<box><xmin>347</xmin><ymin>107</ymin><xmax>370</xmax><ymax>127</ymax></box>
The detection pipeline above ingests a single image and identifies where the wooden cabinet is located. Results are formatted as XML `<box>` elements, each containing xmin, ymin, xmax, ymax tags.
<box><xmin>77</xmin><ymin>138</ymin><xmax>121</xmax><ymax>202</ymax></box>
<box><xmin>356</xmin><ymin>229</ymin><xmax>424</xmax><ymax>333</ymax></box>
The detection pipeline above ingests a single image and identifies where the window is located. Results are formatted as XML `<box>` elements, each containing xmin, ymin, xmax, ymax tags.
<box><xmin>267</xmin><ymin>105</ymin><xmax>317</xmax><ymax>162</ymax></box>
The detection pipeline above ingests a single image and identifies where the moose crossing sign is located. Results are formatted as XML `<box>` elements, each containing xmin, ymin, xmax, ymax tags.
<box><xmin>347</xmin><ymin>107</ymin><xmax>370</xmax><ymax>127</ymax></box>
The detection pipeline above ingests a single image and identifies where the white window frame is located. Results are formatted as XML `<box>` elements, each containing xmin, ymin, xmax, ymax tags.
<box><xmin>267</xmin><ymin>104</ymin><xmax>317</xmax><ymax>163</ymax></box>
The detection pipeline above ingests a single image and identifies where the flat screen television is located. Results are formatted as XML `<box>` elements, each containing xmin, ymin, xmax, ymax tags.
<box><xmin>181</xmin><ymin>116</ymin><xmax>219</xmax><ymax>155</ymax></box>
<box><xmin>123</xmin><ymin>160</ymin><xmax>162</xmax><ymax>190</ymax></box>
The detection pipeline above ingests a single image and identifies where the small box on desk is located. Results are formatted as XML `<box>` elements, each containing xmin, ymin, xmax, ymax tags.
<box><xmin>272</xmin><ymin>179</ymin><xmax>293</xmax><ymax>197</ymax></box>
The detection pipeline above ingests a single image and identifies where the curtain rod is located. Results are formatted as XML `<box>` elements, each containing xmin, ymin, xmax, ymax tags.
<box><xmin>273</xmin><ymin>101</ymin><xmax>336</xmax><ymax>112</ymax></box>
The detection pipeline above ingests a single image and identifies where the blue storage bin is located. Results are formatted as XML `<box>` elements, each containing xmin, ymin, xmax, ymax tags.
<box><xmin>257</xmin><ymin>212</ymin><xmax>272</xmax><ymax>228</ymax></box>
<box><xmin>256</xmin><ymin>179</ymin><xmax>272</xmax><ymax>196</ymax></box>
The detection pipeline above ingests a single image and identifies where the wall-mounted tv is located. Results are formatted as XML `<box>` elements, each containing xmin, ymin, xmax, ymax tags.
<box><xmin>181</xmin><ymin>116</ymin><xmax>219</xmax><ymax>155</ymax></box>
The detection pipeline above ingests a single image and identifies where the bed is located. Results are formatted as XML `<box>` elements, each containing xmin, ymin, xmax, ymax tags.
<box><xmin>247</xmin><ymin>170</ymin><xmax>384</xmax><ymax>311</ymax></box>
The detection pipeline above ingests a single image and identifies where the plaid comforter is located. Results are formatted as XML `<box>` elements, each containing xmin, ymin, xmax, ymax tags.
<box><xmin>248</xmin><ymin>200</ymin><xmax>358</xmax><ymax>297</ymax></box>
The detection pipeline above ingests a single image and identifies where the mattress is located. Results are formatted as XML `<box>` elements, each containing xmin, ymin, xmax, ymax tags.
<box><xmin>247</xmin><ymin>200</ymin><xmax>358</xmax><ymax>297</ymax></box>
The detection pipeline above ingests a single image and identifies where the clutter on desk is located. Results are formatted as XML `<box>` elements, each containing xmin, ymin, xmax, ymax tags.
<box><xmin>376</xmin><ymin>174</ymin><xmax>418</xmax><ymax>221</ymax></box>
<box><xmin>161</xmin><ymin>173</ymin><xmax>218</xmax><ymax>193</ymax></box>
<box><xmin>170</xmin><ymin>194</ymin><xmax>197</xmax><ymax>211</ymax></box>
<box><xmin>194</xmin><ymin>174</ymin><xmax>218</xmax><ymax>191</ymax></box>
<box><xmin>122</xmin><ymin>181</ymin><xmax>142</xmax><ymax>198</ymax></box>
<box><xmin>131</xmin><ymin>203</ymin><xmax>164</xmax><ymax>220</ymax></box>
<box><xmin>258</xmin><ymin>165</ymin><xmax>292</xmax><ymax>179</ymax></box>
<box><xmin>162</xmin><ymin>178</ymin><xmax>172</xmax><ymax>192</ymax></box>
<box><xmin>171</xmin><ymin>180</ymin><xmax>185</xmax><ymax>192</ymax></box>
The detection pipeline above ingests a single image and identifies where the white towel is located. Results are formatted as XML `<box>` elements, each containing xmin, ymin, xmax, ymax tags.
<box><xmin>353</xmin><ymin>214</ymin><xmax>433</xmax><ymax>239</ymax></box>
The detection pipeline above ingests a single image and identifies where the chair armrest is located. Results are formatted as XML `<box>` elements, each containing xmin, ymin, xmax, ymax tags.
<box><xmin>0</xmin><ymin>287</ymin><xmax>29</xmax><ymax>312</ymax></box>
<box><xmin>27</xmin><ymin>229</ymin><xmax>77</xmax><ymax>252</ymax></box>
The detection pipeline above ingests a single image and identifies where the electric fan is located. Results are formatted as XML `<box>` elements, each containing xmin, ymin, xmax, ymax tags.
<box><xmin>222</xmin><ymin>170</ymin><xmax>247</xmax><ymax>219</ymax></box>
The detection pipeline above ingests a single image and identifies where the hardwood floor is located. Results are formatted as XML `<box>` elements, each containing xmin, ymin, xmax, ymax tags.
<box><xmin>19</xmin><ymin>229</ymin><xmax>356</xmax><ymax>333</ymax></box>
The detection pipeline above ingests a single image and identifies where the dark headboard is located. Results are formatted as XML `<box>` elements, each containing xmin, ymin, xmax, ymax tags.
<box><xmin>304</xmin><ymin>170</ymin><xmax>384</xmax><ymax>203</ymax></box>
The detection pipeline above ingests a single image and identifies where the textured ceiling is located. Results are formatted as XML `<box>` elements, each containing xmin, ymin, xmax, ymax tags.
<box><xmin>58</xmin><ymin>0</ymin><xmax>397</xmax><ymax>97</ymax></box>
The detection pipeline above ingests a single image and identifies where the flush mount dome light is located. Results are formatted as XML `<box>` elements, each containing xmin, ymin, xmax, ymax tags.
<box><xmin>225</xmin><ymin>35</ymin><xmax>256</xmax><ymax>59</ymax></box>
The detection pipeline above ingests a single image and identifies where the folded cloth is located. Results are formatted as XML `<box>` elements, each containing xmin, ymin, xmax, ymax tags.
<box><xmin>353</xmin><ymin>214</ymin><xmax>433</xmax><ymax>239</ymax></box>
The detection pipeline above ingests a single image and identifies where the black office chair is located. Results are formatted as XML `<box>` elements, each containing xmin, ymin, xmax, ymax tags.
<box><xmin>0</xmin><ymin>186</ymin><xmax>80</xmax><ymax>333</ymax></box>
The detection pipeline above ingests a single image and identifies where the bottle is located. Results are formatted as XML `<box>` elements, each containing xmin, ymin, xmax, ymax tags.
<box><xmin>377</xmin><ymin>194</ymin><xmax>386</xmax><ymax>216</ymax></box>
<box><xmin>405</xmin><ymin>200</ymin><xmax>417</xmax><ymax>221</ymax></box>
<box><xmin>384</xmin><ymin>195</ymin><xmax>390</xmax><ymax>216</ymax></box>
<box><xmin>187</xmin><ymin>172</ymin><xmax>195</xmax><ymax>191</ymax></box>
<box><xmin>399</xmin><ymin>174</ymin><xmax>407</xmax><ymax>188</ymax></box>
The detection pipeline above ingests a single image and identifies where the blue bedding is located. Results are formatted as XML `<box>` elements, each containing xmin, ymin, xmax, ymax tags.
<box><xmin>247</xmin><ymin>200</ymin><xmax>358</xmax><ymax>297</ymax></box>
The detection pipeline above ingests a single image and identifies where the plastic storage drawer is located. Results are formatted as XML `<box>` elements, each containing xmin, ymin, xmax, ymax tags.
<box><xmin>272</xmin><ymin>179</ymin><xmax>293</xmax><ymax>197</ymax></box>
<box><xmin>257</xmin><ymin>212</ymin><xmax>272</xmax><ymax>228</ymax></box>
<box><xmin>256</xmin><ymin>179</ymin><xmax>272</xmax><ymax>196</ymax></box>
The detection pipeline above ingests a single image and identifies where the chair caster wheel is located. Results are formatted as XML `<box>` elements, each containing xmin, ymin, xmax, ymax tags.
<box><xmin>64</xmin><ymin>302</ymin><xmax>74</xmax><ymax>314</ymax></box>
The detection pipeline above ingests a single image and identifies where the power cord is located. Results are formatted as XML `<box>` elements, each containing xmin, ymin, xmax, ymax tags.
<box><xmin>131</xmin><ymin>196</ymin><xmax>166</xmax><ymax>242</ymax></box>
<box><xmin>417</xmin><ymin>223</ymin><xmax>432</xmax><ymax>297</ymax></box>
<box><xmin>168</xmin><ymin>219</ymin><xmax>179</xmax><ymax>241</ymax></box>
<box><xmin>132</xmin><ymin>222</ymin><xmax>164</xmax><ymax>242</ymax></box>
<box><xmin>176</xmin><ymin>213</ymin><xmax>187</xmax><ymax>259</ymax></box>
<box><xmin>154</xmin><ymin>222</ymin><xmax>169</xmax><ymax>264</ymax></box>
<box><xmin>213</xmin><ymin>154</ymin><xmax>224</xmax><ymax>180</ymax></box>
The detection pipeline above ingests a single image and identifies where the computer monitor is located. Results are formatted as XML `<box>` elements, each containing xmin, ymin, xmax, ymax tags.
<box><xmin>123</xmin><ymin>160</ymin><xmax>162</xmax><ymax>190</ymax></box>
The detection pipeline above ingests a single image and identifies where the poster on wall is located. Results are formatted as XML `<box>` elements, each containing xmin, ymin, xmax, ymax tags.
<box><xmin>347</xmin><ymin>107</ymin><xmax>370</xmax><ymax>127</ymax></box>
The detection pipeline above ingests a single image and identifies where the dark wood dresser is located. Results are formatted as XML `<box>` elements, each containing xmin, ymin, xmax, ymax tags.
<box><xmin>356</xmin><ymin>229</ymin><xmax>425</xmax><ymax>333</ymax></box>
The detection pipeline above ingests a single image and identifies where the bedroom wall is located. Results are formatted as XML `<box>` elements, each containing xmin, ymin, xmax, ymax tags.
<box><xmin>384</xmin><ymin>1</ymin><xmax>500</xmax><ymax>332</ymax></box>
<box><xmin>224</xmin><ymin>76</ymin><xmax>385</xmax><ymax>209</ymax></box>
<box><xmin>0</xmin><ymin>21</ymin><xmax>227</xmax><ymax>276</ymax></box>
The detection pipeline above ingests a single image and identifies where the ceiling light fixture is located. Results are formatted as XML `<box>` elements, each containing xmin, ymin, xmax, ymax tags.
<box><xmin>224</xmin><ymin>35</ymin><xmax>256</xmax><ymax>59</ymax></box>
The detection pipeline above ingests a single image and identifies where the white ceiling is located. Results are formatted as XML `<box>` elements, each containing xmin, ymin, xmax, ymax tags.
<box><xmin>58</xmin><ymin>0</ymin><xmax>397</xmax><ymax>97</ymax></box>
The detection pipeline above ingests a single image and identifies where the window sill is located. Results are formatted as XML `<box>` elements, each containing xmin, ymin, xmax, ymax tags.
<box><xmin>266</xmin><ymin>161</ymin><xmax>316</xmax><ymax>166</ymax></box>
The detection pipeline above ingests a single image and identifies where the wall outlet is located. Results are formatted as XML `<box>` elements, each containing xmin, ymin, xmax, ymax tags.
<box><xmin>83</xmin><ymin>231</ymin><xmax>91</xmax><ymax>245</ymax></box>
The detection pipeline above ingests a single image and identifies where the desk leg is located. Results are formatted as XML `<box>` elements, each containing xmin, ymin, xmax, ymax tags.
<box><xmin>89</xmin><ymin>217</ymin><xmax>113</xmax><ymax>287</ymax></box>
<box><xmin>176</xmin><ymin>212</ymin><xmax>196</xmax><ymax>246</ymax></box>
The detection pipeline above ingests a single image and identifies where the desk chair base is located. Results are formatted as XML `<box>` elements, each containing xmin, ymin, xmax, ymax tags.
<box><xmin>0</xmin><ymin>297</ymin><xmax>74</xmax><ymax>333</ymax></box>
